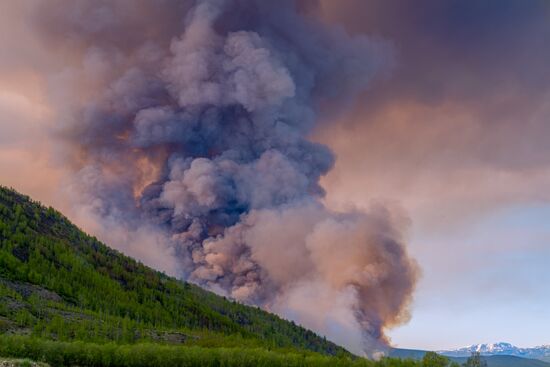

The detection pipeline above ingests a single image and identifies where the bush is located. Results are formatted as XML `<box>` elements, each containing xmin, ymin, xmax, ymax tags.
<box><xmin>0</xmin><ymin>335</ymin><xmax>376</xmax><ymax>367</ymax></box>
<box><xmin>422</xmin><ymin>352</ymin><xmax>451</xmax><ymax>367</ymax></box>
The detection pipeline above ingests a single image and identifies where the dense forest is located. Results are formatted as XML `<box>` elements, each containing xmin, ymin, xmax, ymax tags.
<box><xmin>0</xmin><ymin>186</ymin><xmax>461</xmax><ymax>366</ymax></box>
<box><xmin>0</xmin><ymin>186</ymin><xmax>348</xmax><ymax>351</ymax></box>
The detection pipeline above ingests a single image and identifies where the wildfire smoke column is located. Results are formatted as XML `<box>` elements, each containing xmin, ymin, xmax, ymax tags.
<box><xmin>34</xmin><ymin>0</ymin><xmax>418</xmax><ymax>356</ymax></box>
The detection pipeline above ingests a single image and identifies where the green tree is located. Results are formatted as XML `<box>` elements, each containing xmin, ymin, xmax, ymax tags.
<box><xmin>463</xmin><ymin>352</ymin><xmax>487</xmax><ymax>367</ymax></box>
<box><xmin>422</xmin><ymin>351</ymin><xmax>451</xmax><ymax>367</ymax></box>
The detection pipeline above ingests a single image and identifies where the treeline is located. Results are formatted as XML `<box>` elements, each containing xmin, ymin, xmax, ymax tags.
<box><xmin>0</xmin><ymin>336</ymin><xmax>466</xmax><ymax>367</ymax></box>
<box><xmin>0</xmin><ymin>335</ymin><xmax>371</xmax><ymax>367</ymax></box>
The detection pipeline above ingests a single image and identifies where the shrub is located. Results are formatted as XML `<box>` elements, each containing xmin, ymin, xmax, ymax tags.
<box><xmin>0</xmin><ymin>335</ymin><xmax>376</xmax><ymax>367</ymax></box>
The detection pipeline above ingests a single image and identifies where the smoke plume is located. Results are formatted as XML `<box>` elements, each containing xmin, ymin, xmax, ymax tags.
<box><xmin>30</xmin><ymin>0</ymin><xmax>418</xmax><ymax>356</ymax></box>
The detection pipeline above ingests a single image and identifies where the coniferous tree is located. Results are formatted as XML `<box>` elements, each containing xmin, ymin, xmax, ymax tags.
<box><xmin>463</xmin><ymin>352</ymin><xmax>487</xmax><ymax>367</ymax></box>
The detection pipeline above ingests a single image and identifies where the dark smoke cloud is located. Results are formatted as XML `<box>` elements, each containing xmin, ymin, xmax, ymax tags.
<box><xmin>29</xmin><ymin>0</ymin><xmax>417</xmax><ymax>355</ymax></box>
<box><xmin>318</xmin><ymin>0</ymin><xmax>550</xmax><ymax>170</ymax></box>
<box><xmin>314</xmin><ymin>0</ymin><xmax>550</xmax><ymax>228</ymax></box>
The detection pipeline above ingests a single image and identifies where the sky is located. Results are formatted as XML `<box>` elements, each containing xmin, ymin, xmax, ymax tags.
<box><xmin>0</xmin><ymin>0</ymin><xmax>549</xmax><ymax>351</ymax></box>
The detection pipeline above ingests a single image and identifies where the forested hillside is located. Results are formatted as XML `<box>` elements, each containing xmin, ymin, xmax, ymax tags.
<box><xmin>0</xmin><ymin>186</ymin><xmax>348</xmax><ymax>354</ymax></box>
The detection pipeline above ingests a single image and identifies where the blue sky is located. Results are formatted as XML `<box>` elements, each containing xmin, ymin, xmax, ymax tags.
<box><xmin>388</xmin><ymin>205</ymin><xmax>550</xmax><ymax>350</ymax></box>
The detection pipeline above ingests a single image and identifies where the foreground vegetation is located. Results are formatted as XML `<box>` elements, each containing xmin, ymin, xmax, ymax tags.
<box><xmin>0</xmin><ymin>336</ymin><xmax>469</xmax><ymax>367</ymax></box>
<box><xmin>2</xmin><ymin>335</ymin><xmax>362</xmax><ymax>367</ymax></box>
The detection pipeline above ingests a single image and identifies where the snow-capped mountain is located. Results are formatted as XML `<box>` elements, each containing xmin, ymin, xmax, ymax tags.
<box><xmin>439</xmin><ymin>342</ymin><xmax>550</xmax><ymax>362</ymax></box>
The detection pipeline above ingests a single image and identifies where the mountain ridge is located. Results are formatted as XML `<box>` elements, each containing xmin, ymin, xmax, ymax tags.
<box><xmin>390</xmin><ymin>347</ymin><xmax>550</xmax><ymax>367</ymax></box>
<box><xmin>440</xmin><ymin>342</ymin><xmax>550</xmax><ymax>362</ymax></box>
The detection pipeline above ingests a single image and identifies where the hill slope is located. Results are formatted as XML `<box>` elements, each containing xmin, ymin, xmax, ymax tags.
<box><xmin>0</xmin><ymin>186</ymin><xmax>348</xmax><ymax>356</ymax></box>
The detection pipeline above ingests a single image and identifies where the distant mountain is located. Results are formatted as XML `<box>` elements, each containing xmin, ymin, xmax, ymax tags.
<box><xmin>451</xmin><ymin>355</ymin><xmax>550</xmax><ymax>367</ymax></box>
<box><xmin>390</xmin><ymin>347</ymin><xmax>550</xmax><ymax>367</ymax></box>
<box><xmin>440</xmin><ymin>342</ymin><xmax>550</xmax><ymax>362</ymax></box>
<box><xmin>388</xmin><ymin>347</ymin><xmax>429</xmax><ymax>360</ymax></box>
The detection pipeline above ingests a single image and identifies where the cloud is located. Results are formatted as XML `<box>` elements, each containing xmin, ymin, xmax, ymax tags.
<box><xmin>312</xmin><ymin>0</ymin><xmax>550</xmax><ymax>348</ymax></box>
<box><xmin>313</xmin><ymin>0</ymin><xmax>550</xmax><ymax>228</ymax></box>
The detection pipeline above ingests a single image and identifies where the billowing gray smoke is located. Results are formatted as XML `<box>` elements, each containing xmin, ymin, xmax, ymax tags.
<box><xmin>33</xmin><ymin>0</ymin><xmax>418</xmax><ymax>356</ymax></box>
